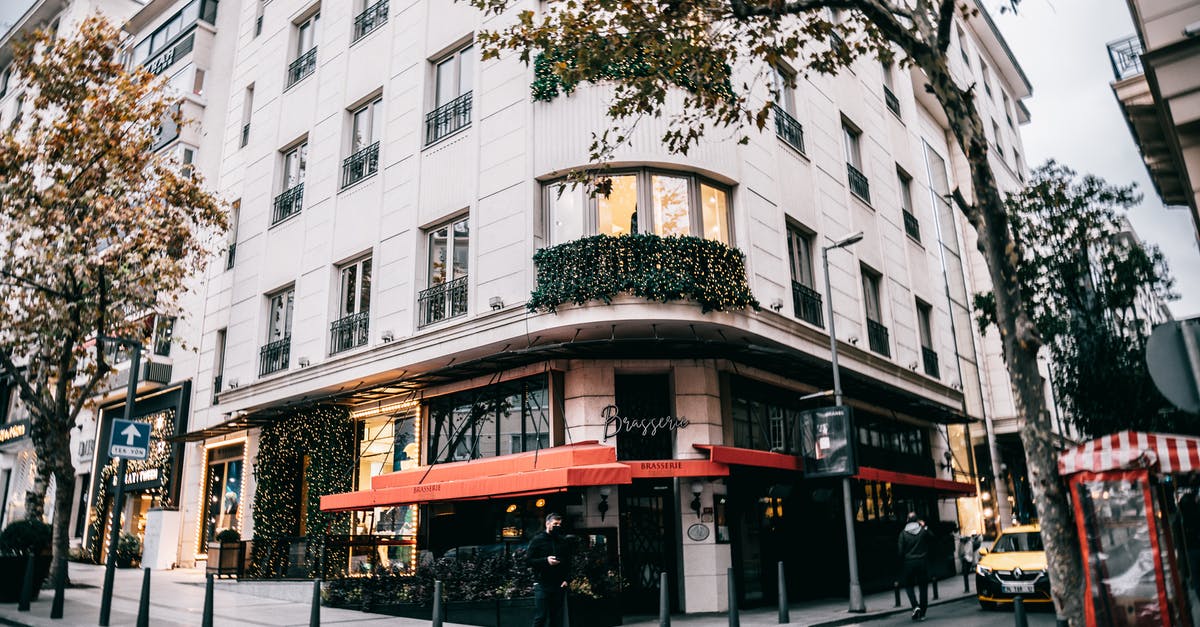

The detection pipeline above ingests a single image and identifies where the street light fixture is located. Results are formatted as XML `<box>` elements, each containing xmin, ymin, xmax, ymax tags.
<box><xmin>821</xmin><ymin>231</ymin><xmax>866</xmax><ymax>613</ymax></box>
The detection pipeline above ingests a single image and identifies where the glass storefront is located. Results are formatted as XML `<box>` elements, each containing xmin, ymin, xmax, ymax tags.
<box><xmin>426</xmin><ymin>376</ymin><xmax>549</xmax><ymax>464</ymax></box>
<box><xmin>201</xmin><ymin>442</ymin><xmax>244</xmax><ymax>545</ymax></box>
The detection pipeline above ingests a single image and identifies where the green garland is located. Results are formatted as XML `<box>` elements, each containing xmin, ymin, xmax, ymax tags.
<box><xmin>248</xmin><ymin>405</ymin><xmax>353</xmax><ymax>578</ymax></box>
<box><xmin>528</xmin><ymin>233</ymin><xmax>759</xmax><ymax>314</ymax></box>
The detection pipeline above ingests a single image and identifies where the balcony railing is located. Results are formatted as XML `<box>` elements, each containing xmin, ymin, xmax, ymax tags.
<box><xmin>425</xmin><ymin>91</ymin><xmax>472</xmax><ymax>146</ymax></box>
<box><xmin>1107</xmin><ymin>35</ymin><xmax>1144</xmax><ymax>81</ymax></box>
<box><xmin>226</xmin><ymin>242</ymin><xmax>236</xmax><ymax>270</ymax></box>
<box><xmin>847</xmin><ymin>163</ymin><xmax>871</xmax><ymax>203</ymax></box>
<box><xmin>866</xmin><ymin>318</ymin><xmax>890</xmax><ymax>357</ymax></box>
<box><xmin>353</xmin><ymin>0</ymin><xmax>388</xmax><ymax>41</ymax></box>
<box><xmin>259</xmin><ymin>336</ymin><xmax>290</xmax><ymax>377</ymax></box>
<box><xmin>417</xmin><ymin>275</ymin><xmax>468</xmax><ymax>328</ymax></box>
<box><xmin>240</xmin><ymin>123</ymin><xmax>250</xmax><ymax>148</ymax></box>
<box><xmin>921</xmin><ymin>346</ymin><xmax>940</xmax><ymax>379</ymax></box>
<box><xmin>212</xmin><ymin>374</ymin><xmax>222</xmax><ymax>404</ymax></box>
<box><xmin>272</xmin><ymin>183</ymin><xmax>303</xmax><ymax>225</ymax></box>
<box><xmin>341</xmin><ymin>142</ymin><xmax>380</xmax><ymax>189</ymax></box>
<box><xmin>903</xmin><ymin>210</ymin><xmax>920</xmax><ymax>241</ymax></box>
<box><xmin>286</xmin><ymin>47</ymin><xmax>317</xmax><ymax>88</ymax></box>
<box><xmin>883</xmin><ymin>86</ymin><xmax>900</xmax><ymax>117</ymax></box>
<box><xmin>773</xmin><ymin>105</ymin><xmax>806</xmax><ymax>155</ymax></box>
<box><xmin>255</xmin><ymin>15</ymin><xmax>263</xmax><ymax>37</ymax></box>
<box><xmin>791</xmin><ymin>281</ymin><xmax>823</xmax><ymax>328</ymax></box>
<box><xmin>330</xmin><ymin>311</ymin><xmax>370</xmax><ymax>354</ymax></box>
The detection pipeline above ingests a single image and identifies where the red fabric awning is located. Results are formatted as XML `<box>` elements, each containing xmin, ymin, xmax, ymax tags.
<box><xmin>370</xmin><ymin>441</ymin><xmax>618</xmax><ymax>490</ymax></box>
<box><xmin>856</xmin><ymin>466</ymin><xmax>976</xmax><ymax>496</ymax></box>
<box><xmin>694</xmin><ymin>444</ymin><xmax>804</xmax><ymax>471</ymax></box>
<box><xmin>626</xmin><ymin>459</ymin><xmax>730</xmax><ymax>478</ymax></box>
<box><xmin>1058</xmin><ymin>431</ymin><xmax>1200</xmax><ymax>476</ymax></box>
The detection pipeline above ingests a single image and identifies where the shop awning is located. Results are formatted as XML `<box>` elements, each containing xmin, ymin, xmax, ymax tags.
<box><xmin>694</xmin><ymin>444</ymin><xmax>804</xmax><ymax>471</ymax></box>
<box><xmin>1058</xmin><ymin>431</ymin><xmax>1200</xmax><ymax>476</ymax></box>
<box><xmin>625</xmin><ymin>459</ymin><xmax>730</xmax><ymax>478</ymax></box>
<box><xmin>856</xmin><ymin>467</ymin><xmax>976</xmax><ymax>496</ymax></box>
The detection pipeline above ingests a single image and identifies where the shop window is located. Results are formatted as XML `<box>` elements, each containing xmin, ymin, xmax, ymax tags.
<box><xmin>426</xmin><ymin>375</ymin><xmax>549</xmax><ymax>464</ymax></box>
<box><xmin>730</xmin><ymin>377</ymin><xmax>802</xmax><ymax>453</ymax></box>
<box><xmin>357</xmin><ymin>413</ymin><xmax>417</xmax><ymax>490</ymax></box>
<box><xmin>201</xmin><ymin>443</ymin><xmax>244</xmax><ymax>546</ymax></box>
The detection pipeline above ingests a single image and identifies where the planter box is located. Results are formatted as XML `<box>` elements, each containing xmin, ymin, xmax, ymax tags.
<box><xmin>0</xmin><ymin>555</ymin><xmax>51</xmax><ymax>603</ymax></box>
<box><xmin>206</xmin><ymin>542</ymin><xmax>244</xmax><ymax>578</ymax></box>
<box><xmin>368</xmin><ymin>602</ymin><xmax>431</xmax><ymax>621</ymax></box>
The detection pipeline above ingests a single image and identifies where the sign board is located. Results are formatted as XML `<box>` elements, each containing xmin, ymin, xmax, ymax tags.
<box><xmin>1147</xmin><ymin>320</ymin><xmax>1200</xmax><ymax>414</ymax></box>
<box><xmin>109</xmin><ymin>418</ymin><xmax>150</xmax><ymax>460</ymax></box>
<box><xmin>796</xmin><ymin>405</ymin><xmax>857</xmax><ymax>478</ymax></box>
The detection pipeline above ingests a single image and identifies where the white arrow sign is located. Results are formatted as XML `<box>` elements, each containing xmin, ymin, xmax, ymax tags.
<box><xmin>121</xmin><ymin>423</ymin><xmax>141</xmax><ymax>446</ymax></box>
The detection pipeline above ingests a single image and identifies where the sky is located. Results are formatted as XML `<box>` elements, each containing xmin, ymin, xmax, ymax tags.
<box><xmin>3</xmin><ymin>0</ymin><xmax>1197</xmax><ymax>317</ymax></box>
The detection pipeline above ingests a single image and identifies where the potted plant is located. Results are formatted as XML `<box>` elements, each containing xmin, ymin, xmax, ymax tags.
<box><xmin>206</xmin><ymin>528</ymin><xmax>243</xmax><ymax>578</ymax></box>
<box><xmin>0</xmin><ymin>518</ymin><xmax>53</xmax><ymax>602</ymax></box>
<box><xmin>114</xmin><ymin>532</ymin><xmax>141</xmax><ymax>568</ymax></box>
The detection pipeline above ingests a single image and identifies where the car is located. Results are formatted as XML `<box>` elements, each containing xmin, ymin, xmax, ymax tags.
<box><xmin>975</xmin><ymin>523</ymin><xmax>1052</xmax><ymax>610</ymax></box>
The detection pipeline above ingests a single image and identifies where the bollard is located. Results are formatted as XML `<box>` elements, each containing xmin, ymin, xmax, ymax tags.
<box><xmin>136</xmin><ymin>568</ymin><xmax>151</xmax><ymax>627</ymax></box>
<box><xmin>931</xmin><ymin>575</ymin><xmax>939</xmax><ymax>600</ymax></box>
<box><xmin>563</xmin><ymin>590</ymin><xmax>571</xmax><ymax>627</ymax></box>
<box><xmin>727</xmin><ymin>567</ymin><xmax>740</xmax><ymax>627</ymax></box>
<box><xmin>432</xmin><ymin>580</ymin><xmax>444</xmax><ymax>627</ymax></box>
<box><xmin>659</xmin><ymin>571</ymin><xmax>670</xmax><ymax>627</ymax></box>
<box><xmin>310</xmin><ymin>577</ymin><xmax>321</xmax><ymax>627</ymax></box>
<box><xmin>777</xmin><ymin>561</ymin><xmax>789</xmax><ymax>624</ymax></box>
<box><xmin>18</xmin><ymin>553</ymin><xmax>34</xmax><ymax>612</ymax></box>
<box><xmin>963</xmin><ymin>567</ymin><xmax>970</xmax><ymax>593</ymax></box>
<box><xmin>51</xmin><ymin>556</ymin><xmax>66</xmax><ymax>619</ymax></box>
<box><xmin>201</xmin><ymin>573</ymin><xmax>214</xmax><ymax>627</ymax></box>
<box><xmin>893</xmin><ymin>581</ymin><xmax>901</xmax><ymax>608</ymax></box>
<box><xmin>1013</xmin><ymin>596</ymin><xmax>1028</xmax><ymax>627</ymax></box>
<box><xmin>1055</xmin><ymin>617</ymin><xmax>1068</xmax><ymax>627</ymax></box>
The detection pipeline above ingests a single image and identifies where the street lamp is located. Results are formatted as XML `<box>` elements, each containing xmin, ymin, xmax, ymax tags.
<box><xmin>822</xmin><ymin>231</ymin><xmax>866</xmax><ymax>613</ymax></box>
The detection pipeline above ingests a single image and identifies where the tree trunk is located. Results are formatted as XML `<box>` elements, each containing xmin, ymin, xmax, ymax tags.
<box><xmin>48</xmin><ymin>466</ymin><xmax>74</xmax><ymax>586</ymax></box>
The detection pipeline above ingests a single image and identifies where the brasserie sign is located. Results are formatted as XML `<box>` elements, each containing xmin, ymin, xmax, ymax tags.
<box><xmin>602</xmin><ymin>405</ymin><xmax>690</xmax><ymax>439</ymax></box>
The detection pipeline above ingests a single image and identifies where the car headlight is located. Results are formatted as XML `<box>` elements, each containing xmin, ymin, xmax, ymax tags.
<box><xmin>976</xmin><ymin>564</ymin><xmax>992</xmax><ymax>576</ymax></box>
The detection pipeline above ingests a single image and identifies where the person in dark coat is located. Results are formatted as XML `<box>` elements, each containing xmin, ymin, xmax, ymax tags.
<box><xmin>897</xmin><ymin>511</ymin><xmax>934</xmax><ymax>621</ymax></box>
<box><xmin>526</xmin><ymin>512</ymin><xmax>572</xmax><ymax>627</ymax></box>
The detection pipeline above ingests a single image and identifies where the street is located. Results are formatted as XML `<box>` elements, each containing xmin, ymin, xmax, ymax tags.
<box><xmin>845</xmin><ymin>598</ymin><xmax>1060</xmax><ymax>626</ymax></box>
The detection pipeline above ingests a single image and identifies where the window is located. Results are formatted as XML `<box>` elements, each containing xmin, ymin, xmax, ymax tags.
<box><xmin>254</xmin><ymin>0</ymin><xmax>264</xmax><ymax>37</ymax></box>
<box><xmin>200</xmin><ymin>443</ymin><xmax>244</xmax><ymax>547</ymax></box>
<box><xmin>260</xmin><ymin>287</ymin><xmax>293</xmax><ymax>376</ymax></box>
<box><xmin>152</xmin><ymin>315</ymin><xmax>176</xmax><ymax>356</ymax></box>
<box><xmin>427</xmin><ymin>376</ymin><xmax>549</xmax><ymax>463</ymax></box>
<box><xmin>916</xmin><ymin>300</ymin><xmax>939</xmax><ymax>378</ymax></box>
<box><xmin>1003</xmin><ymin>92</ymin><xmax>1014</xmax><ymax>128</ymax></box>
<box><xmin>226</xmin><ymin>200</ymin><xmax>240</xmax><ymax>270</ymax></box>
<box><xmin>353</xmin><ymin>0</ymin><xmax>388</xmax><ymax>41</ymax></box>
<box><xmin>131</xmin><ymin>0</ymin><xmax>218</xmax><ymax>67</ymax></box>
<box><xmin>1014</xmin><ymin>149</ymin><xmax>1024</xmax><ymax>182</ymax></box>
<box><xmin>772</xmin><ymin>65</ymin><xmax>805</xmax><ymax>152</ymax></box>
<box><xmin>980</xmin><ymin>57</ymin><xmax>993</xmax><ymax>98</ymax></box>
<box><xmin>179</xmin><ymin>146</ymin><xmax>196</xmax><ymax>178</ymax></box>
<box><xmin>882</xmin><ymin>61</ymin><xmax>900</xmax><ymax>117</ymax></box>
<box><xmin>10</xmin><ymin>94</ymin><xmax>24</xmax><ymax>130</ymax></box>
<box><xmin>730</xmin><ymin>377</ymin><xmax>803</xmax><ymax>453</ymax></box>
<box><xmin>787</xmin><ymin>225</ymin><xmax>822</xmax><ymax>327</ymax></box>
<box><xmin>0</xmin><ymin>67</ymin><xmax>9</xmax><ymax>98</ymax></box>
<box><xmin>273</xmin><ymin>142</ymin><xmax>306</xmax><ymax>224</ymax></box>
<box><xmin>287</xmin><ymin>12</ymin><xmax>319</xmax><ymax>88</ymax></box>
<box><xmin>331</xmin><ymin>256</ymin><xmax>371</xmax><ymax>353</ymax></box>
<box><xmin>992</xmin><ymin>119</ymin><xmax>1004</xmax><ymax>158</ymax></box>
<box><xmin>544</xmin><ymin>169</ymin><xmax>731</xmax><ymax>246</ymax></box>
<box><xmin>956</xmin><ymin>25</ymin><xmax>969</xmax><ymax>67</ymax></box>
<box><xmin>861</xmin><ymin>266</ymin><xmax>889</xmax><ymax>356</ymax></box>
<box><xmin>212</xmin><ymin>328</ymin><xmax>227</xmax><ymax>402</ymax></box>
<box><xmin>843</xmin><ymin>121</ymin><xmax>870</xmax><ymax>203</ymax></box>
<box><xmin>419</xmin><ymin>217</ymin><xmax>469</xmax><ymax>327</ymax></box>
<box><xmin>342</xmin><ymin>96</ymin><xmax>382</xmax><ymax>188</ymax></box>
<box><xmin>426</xmin><ymin>43</ymin><xmax>473</xmax><ymax>145</ymax></box>
<box><xmin>240</xmin><ymin>85</ymin><xmax>254</xmax><ymax>148</ymax></box>
<box><xmin>898</xmin><ymin>168</ymin><xmax>919</xmax><ymax>241</ymax></box>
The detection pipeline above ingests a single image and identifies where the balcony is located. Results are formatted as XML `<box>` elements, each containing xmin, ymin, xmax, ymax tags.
<box><xmin>1107</xmin><ymin>35</ymin><xmax>1144</xmax><ymax>81</ymax></box>
<box><xmin>225</xmin><ymin>242</ymin><xmax>236</xmax><ymax>270</ymax></box>
<box><xmin>921</xmin><ymin>346</ymin><xmax>940</xmax><ymax>379</ymax></box>
<box><xmin>773</xmin><ymin>105</ymin><xmax>806</xmax><ymax>154</ymax></box>
<box><xmin>212</xmin><ymin>374</ymin><xmax>222</xmax><ymax>404</ymax></box>
<box><xmin>105</xmin><ymin>361</ymin><xmax>173</xmax><ymax>394</ymax></box>
<box><xmin>240</xmin><ymin>123</ymin><xmax>250</xmax><ymax>148</ymax></box>
<box><xmin>353</xmin><ymin>0</ymin><xmax>388</xmax><ymax>42</ymax></box>
<box><xmin>286</xmin><ymin>47</ymin><xmax>317</xmax><ymax>89</ymax></box>
<box><xmin>330</xmin><ymin>311</ymin><xmax>370</xmax><ymax>354</ymax></box>
<box><xmin>259</xmin><ymin>336</ymin><xmax>290</xmax><ymax>377</ymax></box>
<box><xmin>255</xmin><ymin>15</ymin><xmax>263</xmax><ymax>37</ymax></box>
<box><xmin>866</xmin><ymin>318</ymin><xmax>890</xmax><ymax>357</ymax></box>
<box><xmin>425</xmin><ymin>91</ymin><xmax>472</xmax><ymax>146</ymax></box>
<box><xmin>272</xmin><ymin>183</ymin><xmax>303</xmax><ymax>225</ymax></box>
<box><xmin>341</xmin><ymin>142</ymin><xmax>380</xmax><ymax>189</ymax></box>
<box><xmin>883</xmin><ymin>86</ymin><xmax>900</xmax><ymax>117</ymax></box>
<box><xmin>418</xmin><ymin>276</ymin><xmax>468</xmax><ymax>328</ymax></box>
<box><xmin>791</xmin><ymin>281</ymin><xmax>823</xmax><ymax>328</ymax></box>
<box><xmin>903</xmin><ymin>210</ymin><xmax>920</xmax><ymax>241</ymax></box>
<box><xmin>847</xmin><ymin>163</ymin><xmax>871</xmax><ymax>203</ymax></box>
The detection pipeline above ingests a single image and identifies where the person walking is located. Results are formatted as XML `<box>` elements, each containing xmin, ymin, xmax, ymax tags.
<box><xmin>897</xmin><ymin>512</ymin><xmax>934</xmax><ymax>621</ymax></box>
<box><xmin>527</xmin><ymin>512</ymin><xmax>572</xmax><ymax>627</ymax></box>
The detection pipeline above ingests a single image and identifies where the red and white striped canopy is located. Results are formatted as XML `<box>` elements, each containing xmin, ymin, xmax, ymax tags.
<box><xmin>1058</xmin><ymin>431</ymin><xmax>1200</xmax><ymax>475</ymax></box>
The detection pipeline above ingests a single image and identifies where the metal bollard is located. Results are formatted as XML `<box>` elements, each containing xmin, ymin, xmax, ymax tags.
<box><xmin>931</xmin><ymin>575</ymin><xmax>939</xmax><ymax>600</ymax></box>
<box><xmin>963</xmin><ymin>568</ymin><xmax>970</xmax><ymax>593</ymax></box>
<box><xmin>136</xmin><ymin>568</ymin><xmax>151</xmax><ymax>627</ymax></box>
<box><xmin>1013</xmin><ymin>596</ymin><xmax>1028</xmax><ymax>627</ymax></box>
<box><xmin>727</xmin><ymin>567</ymin><xmax>740</xmax><ymax>627</ymax></box>
<box><xmin>659</xmin><ymin>571</ymin><xmax>670</xmax><ymax>627</ymax></box>
<box><xmin>310</xmin><ymin>577</ymin><xmax>321</xmax><ymax>627</ymax></box>
<box><xmin>432</xmin><ymin>580</ymin><xmax>444</xmax><ymax>627</ymax></box>
<box><xmin>201</xmin><ymin>573</ymin><xmax>214</xmax><ymax>627</ymax></box>
<box><xmin>777</xmin><ymin>561</ymin><xmax>789</xmax><ymax>624</ymax></box>
<box><xmin>893</xmin><ymin>581</ymin><xmax>901</xmax><ymax>608</ymax></box>
<box><xmin>51</xmin><ymin>556</ymin><xmax>66</xmax><ymax>619</ymax></box>
<box><xmin>18</xmin><ymin>553</ymin><xmax>34</xmax><ymax>612</ymax></box>
<box><xmin>563</xmin><ymin>590</ymin><xmax>571</xmax><ymax>627</ymax></box>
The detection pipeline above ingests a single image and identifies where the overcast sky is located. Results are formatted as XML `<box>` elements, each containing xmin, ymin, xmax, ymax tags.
<box><xmin>4</xmin><ymin>0</ymin><xmax>1197</xmax><ymax>317</ymax></box>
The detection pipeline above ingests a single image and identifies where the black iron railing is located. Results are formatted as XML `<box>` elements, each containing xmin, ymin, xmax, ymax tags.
<box><xmin>773</xmin><ymin>105</ymin><xmax>806</xmax><ymax>154</ymax></box>
<box><xmin>272</xmin><ymin>183</ymin><xmax>303</xmax><ymax>225</ymax></box>
<box><xmin>922</xmin><ymin>346</ymin><xmax>940</xmax><ymax>379</ymax></box>
<box><xmin>286</xmin><ymin>47</ymin><xmax>317</xmax><ymax>88</ymax></box>
<box><xmin>884</xmin><ymin>86</ymin><xmax>900</xmax><ymax>117</ymax></box>
<box><xmin>353</xmin><ymin>0</ymin><xmax>388</xmax><ymax>41</ymax></box>
<box><xmin>791</xmin><ymin>281</ymin><xmax>823</xmax><ymax>327</ymax></box>
<box><xmin>255</xmin><ymin>15</ymin><xmax>263</xmax><ymax>37</ymax></box>
<box><xmin>418</xmin><ymin>275</ymin><xmax>468</xmax><ymax>327</ymax></box>
<box><xmin>903</xmin><ymin>210</ymin><xmax>920</xmax><ymax>241</ymax></box>
<box><xmin>847</xmin><ymin>163</ymin><xmax>871</xmax><ymax>203</ymax></box>
<box><xmin>341</xmin><ymin>142</ymin><xmax>380</xmax><ymax>189</ymax></box>
<box><xmin>259</xmin><ymin>336</ymin><xmax>290</xmax><ymax>376</ymax></box>
<box><xmin>212</xmin><ymin>375</ymin><xmax>222</xmax><ymax>404</ymax></box>
<box><xmin>1107</xmin><ymin>35</ymin><xmax>1144</xmax><ymax>81</ymax></box>
<box><xmin>830</xmin><ymin>32</ymin><xmax>845</xmax><ymax>52</ymax></box>
<box><xmin>866</xmin><ymin>319</ymin><xmax>890</xmax><ymax>357</ymax></box>
<box><xmin>226</xmin><ymin>242</ymin><xmax>236</xmax><ymax>270</ymax></box>
<box><xmin>240</xmin><ymin>123</ymin><xmax>250</xmax><ymax>148</ymax></box>
<box><xmin>330</xmin><ymin>311</ymin><xmax>370</xmax><ymax>354</ymax></box>
<box><xmin>425</xmin><ymin>91</ymin><xmax>472</xmax><ymax>146</ymax></box>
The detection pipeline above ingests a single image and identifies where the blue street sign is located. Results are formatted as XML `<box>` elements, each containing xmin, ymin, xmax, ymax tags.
<box><xmin>109</xmin><ymin>419</ymin><xmax>150</xmax><ymax>460</ymax></box>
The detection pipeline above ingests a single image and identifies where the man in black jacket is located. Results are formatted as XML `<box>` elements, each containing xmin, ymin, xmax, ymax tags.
<box><xmin>527</xmin><ymin>512</ymin><xmax>572</xmax><ymax>627</ymax></box>
<box><xmin>897</xmin><ymin>512</ymin><xmax>933</xmax><ymax>621</ymax></box>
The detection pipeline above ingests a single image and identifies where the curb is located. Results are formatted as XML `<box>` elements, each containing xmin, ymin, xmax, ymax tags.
<box><xmin>809</xmin><ymin>594</ymin><xmax>974</xmax><ymax>627</ymax></box>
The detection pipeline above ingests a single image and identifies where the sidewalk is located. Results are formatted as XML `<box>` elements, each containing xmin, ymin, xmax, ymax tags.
<box><xmin>0</xmin><ymin>564</ymin><xmax>973</xmax><ymax>627</ymax></box>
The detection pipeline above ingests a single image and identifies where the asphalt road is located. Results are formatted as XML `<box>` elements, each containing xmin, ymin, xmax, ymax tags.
<box><xmin>845</xmin><ymin>598</ymin><xmax>1061</xmax><ymax>626</ymax></box>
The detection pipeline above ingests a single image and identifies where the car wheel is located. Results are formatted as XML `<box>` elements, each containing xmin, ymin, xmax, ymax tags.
<box><xmin>979</xmin><ymin>600</ymin><xmax>996</xmax><ymax>611</ymax></box>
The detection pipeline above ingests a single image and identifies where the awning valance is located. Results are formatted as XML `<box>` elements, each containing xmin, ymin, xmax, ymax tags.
<box><xmin>855</xmin><ymin>466</ymin><xmax>976</xmax><ymax>496</ymax></box>
<box><xmin>1058</xmin><ymin>431</ymin><xmax>1200</xmax><ymax>476</ymax></box>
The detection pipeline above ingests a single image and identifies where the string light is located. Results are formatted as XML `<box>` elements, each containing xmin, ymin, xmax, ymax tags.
<box><xmin>349</xmin><ymin>398</ymin><xmax>420</xmax><ymax>420</ymax></box>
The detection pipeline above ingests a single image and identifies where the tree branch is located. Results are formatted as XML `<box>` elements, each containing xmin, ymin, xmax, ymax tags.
<box><xmin>935</xmin><ymin>0</ymin><xmax>955</xmax><ymax>52</ymax></box>
<box><xmin>0</xmin><ymin>349</ymin><xmax>50</xmax><ymax>418</ymax></box>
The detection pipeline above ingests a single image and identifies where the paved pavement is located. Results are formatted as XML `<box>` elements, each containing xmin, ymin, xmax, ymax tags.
<box><xmin>0</xmin><ymin>565</ymin><xmax>986</xmax><ymax>627</ymax></box>
<box><xmin>839</xmin><ymin>595</ymin><xmax>1060</xmax><ymax>626</ymax></box>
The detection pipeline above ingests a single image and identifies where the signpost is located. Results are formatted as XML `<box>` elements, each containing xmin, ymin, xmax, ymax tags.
<box><xmin>98</xmin><ymin>338</ymin><xmax>143</xmax><ymax>627</ymax></box>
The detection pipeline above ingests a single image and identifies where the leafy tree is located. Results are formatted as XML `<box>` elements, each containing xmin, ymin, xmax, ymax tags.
<box><xmin>975</xmin><ymin>162</ymin><xmax>1182</xmax><ymax>436</ymax></box>
<box><xmin>0</xmin><ymin>18</ymin><xmax>226</xmax><ymax>581</ymax></box>
<box><xmin>470</xmin><ymin>0</ymin><xmax>1087</xmax><ymax>620</ymax></box>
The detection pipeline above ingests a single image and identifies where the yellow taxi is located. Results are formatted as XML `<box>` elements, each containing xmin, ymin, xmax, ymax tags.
<box><xmin>975</xmin><ymin>524</ymin><xmax>1052</xmax><ymax>609</ymax></box>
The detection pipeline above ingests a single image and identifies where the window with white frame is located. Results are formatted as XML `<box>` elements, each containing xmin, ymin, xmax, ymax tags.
<box><xmin>240</xmin><ymin>84</ymin><xmax>254</xmax><ymax>148</ymax></box>
<box><xmin>980</xmin><ymin>57</ymin><xmax>993</xmax><ymax>98</ymax></box>
<box><xmin>226</xmin><ymin>199</ymin><xmax>240</xmax><ymax>270</ymax></box>
<box><xmin>861</xmin><ymin>265</ymin><xmax>889</xmax><ymax>356</ymax></box>
<box><xmin>898</xmin><ymin>167</ymin><xmax>919</xmax><ymax>241</ymax></box>
<box><xmin>260</xmin><ymin>287</ymin><xmax>294</xmax><ymax>376</ymax></box>
<box><xmin>916</xmin><ymin>300</ymin><xmax>938</xmax><ymax>377</ymax></box>
<box><xmin>956</xmin><ymin>25</ymin><xmax>969</xmax><ymax>67</ymax></box>
<box><xmin>343</xmin><ymin>96</ymin><xmax>382</xmax><ymax>188</ymax></box>
<box><xmin>331</xmin><ymin>256</ymin><xmax>371</xmax><ymax>353</ymax></box>
<box><xmin>543</xmin><ymin>170</ymin><xmax>732</xmax><ymax>246</ymax></box>
<box><xmin>772</xmin><ymin>64</ymin><xmax>804</xmax><ymax>152</ymax></box>
<box><xmin>786</xmin><ymin>224</ymin><xmax>822</xmax><ymax>327</ymax></box>
<box><xmin>418</xmin><ymin>217</ymin><xmax>469</xmax><ymax>327</ymax></box>
<box><xmin>0</xmin><ymin>67</ymin><xmax>9</xmax><ymax>98</ymax></box>
<box><xmin>287</xmin><ymin>12</ymin><xmax>319</xmax><ymax>87</ymax></box>
<box><xmin>426</xmin><ymin>43</ymin><xmax>473</xmax><ymax>145</ymax></box>
<box><xmin>843</xmin><ymin>120</ymin><xmax>870</xmax><ymax>203</ymax></box>
<box><xmin>273</xmin><ymin>141</ymin><xmax>307</xmax><ymax>224</ymax></box>
<box><xmin>992</xmin><ymin>119</ymin><xmax>1004</xmax><ymax>158</ymax></box>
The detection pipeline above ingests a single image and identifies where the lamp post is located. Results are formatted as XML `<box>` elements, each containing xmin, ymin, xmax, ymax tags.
<box><xmin>822</xmin><ymin>231</ymin><xmax>866</xmax><ymax>613</ymax></box>
<box><xmin>98</xmin><ymin>335</ymin><xmax>142</xmax><ymax>627</ymax></box>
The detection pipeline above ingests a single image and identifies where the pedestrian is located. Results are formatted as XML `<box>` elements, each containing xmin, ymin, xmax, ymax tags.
<box><xmin>897</xmin><ymin>511</ymin><xmax>933</xmax><ymax>621</ymax></box>
<box><xmin>527</xmin><ymin>512</ymin><xmax>572</xmax><ymax>627</ymax></box>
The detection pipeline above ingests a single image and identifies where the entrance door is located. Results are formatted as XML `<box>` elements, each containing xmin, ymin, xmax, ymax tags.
<box><xmin>619</xmin><ymin>480</ymin><xmax>677</xmax><ymax>614</ymax></box>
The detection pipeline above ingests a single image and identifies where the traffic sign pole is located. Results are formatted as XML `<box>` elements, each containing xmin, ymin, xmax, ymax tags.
<box><xmin>99</xmin><ymin>338</ymin><xmax>141</xmax><ymax>626</ymax></box>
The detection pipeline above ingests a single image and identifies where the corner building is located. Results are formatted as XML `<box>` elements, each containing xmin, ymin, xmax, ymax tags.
<box><xmin>163</xmin><ymin>0</ymin><xmax>1034</xmax><ymax>615</ymax></box>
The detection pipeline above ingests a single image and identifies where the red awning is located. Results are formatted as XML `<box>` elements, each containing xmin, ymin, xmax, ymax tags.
<box><xmin>626</xmin><ymin>459</ymin><xmax>730</xmax><ymax>478</ymax></box>
<box><xmin>369</xmin><ymin>441</ymin><xmax>619</xmax><ymax>490</ymax></box>
<box><xmin>856</xmin><ymin>467</ymin><xmax>976</xmax><ymax>496</ymax></box>
<box><xmin>694</xmin><ymin>444</ymin><xmax>804</xmax><ymax>471</ymax></box>
<box><xmin>1058</xmin><ymin>431</ymin><xmax>1200</xmax><ymax>476</ymax></box>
